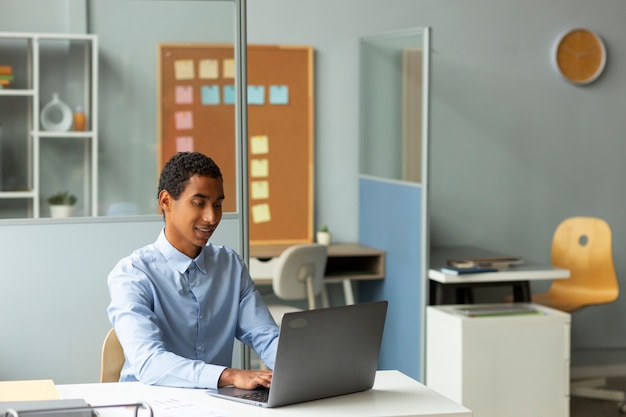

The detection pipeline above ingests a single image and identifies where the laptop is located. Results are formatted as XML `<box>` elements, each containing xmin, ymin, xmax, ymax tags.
<box><xmin>208</xmin><ymin>300</ymin><xmax>388</xmax><ymax>408</ymax></box>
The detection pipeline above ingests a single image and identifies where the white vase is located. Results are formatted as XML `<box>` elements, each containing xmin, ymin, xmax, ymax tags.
<box><xmin>316</xmin><ymin>231</ymin><xmax>332</xmax><ymax>245</ymax></box>
<box><xmin>41</xmin><ymin>93</ymin><xmax>73</xmax><ymax>132</ymax></box>
<box><xmin>50</xmin><ymin>205</ymin><xmax>74</xmax><ymax>218</ymax></box>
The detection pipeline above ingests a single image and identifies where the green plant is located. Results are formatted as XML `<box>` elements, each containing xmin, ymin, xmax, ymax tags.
<box><xmin>48</xmin><ymin>191</ymin><xmax>77</xmax><ymax>206</ymax></box>
<box><xmin>319</xmin><ymin>224</ymin><xmax>329</xmax><ymax>233</ymax></box>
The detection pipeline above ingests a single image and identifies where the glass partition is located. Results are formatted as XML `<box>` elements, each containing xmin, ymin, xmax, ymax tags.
<box><xmin>359</xmin><ymin>28</ymin><xmax>429</xmax><ymax>183</ymax></box>
<box><xmin>0</xmin><ymin>0</ymin><xmax>245</xmax><ymax>219</ymax></box>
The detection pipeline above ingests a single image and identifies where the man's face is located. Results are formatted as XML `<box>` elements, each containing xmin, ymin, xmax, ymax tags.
<box><xmin>160</xmin><ymin>174</ymin><xmax>224</xmax><ymax>258</ymax></box>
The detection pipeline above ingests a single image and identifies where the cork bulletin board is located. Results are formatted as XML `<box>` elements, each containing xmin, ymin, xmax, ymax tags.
<box><xmin>158</xmin><ymin>44</ymin><xmax>314</xmax><ymax>244</ymax></box>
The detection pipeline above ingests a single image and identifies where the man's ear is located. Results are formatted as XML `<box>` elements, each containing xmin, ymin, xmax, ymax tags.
<box><xmin>158</xmin><ymin>190</ymin><xmax>173</xmax><ymax>213</ymax></box>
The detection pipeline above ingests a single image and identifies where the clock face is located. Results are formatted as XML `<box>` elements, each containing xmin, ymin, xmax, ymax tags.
<box><xmin>554</xmin><ymin>28</ymin><xmax>607</xmax><ymax>85</ymax></box>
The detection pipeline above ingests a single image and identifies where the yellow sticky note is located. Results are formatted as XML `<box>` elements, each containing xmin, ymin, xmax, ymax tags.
<box><xmin>250</xmin><ymin>135</ymin><xmax>269</xmax><ymax>155</ymax></box>
<box><xmin>199</xmin><ymin>59</ymin><xmax>219</xmax><ymax>79</ymax></box>
<box><xmin>0</xmin><ymin>379</ymin><xmax>59</xmax><ymax>401</ymax></box>
<box><xmin>251</xmin><ymin>180</ymin><xmax>269</xmax><ymax>200</ymax></box>
<box><xmin>252</xmin><ymin>203</ymin><xmax>271</xmax><ymax>224</ymax></box>
<box><xmin>223</xmin><ymin>58</ymin><xmax>235</xmax><ymax>79</ymax></box>
<box><xmin>174</xmin><ymin>59</ymin><xmax>195</xmax><ymax>80</ymax></box>
<box><xmin>250</xmin><ymin>159</ymin><xmax>269</xmax><ymax>178</ymax></box>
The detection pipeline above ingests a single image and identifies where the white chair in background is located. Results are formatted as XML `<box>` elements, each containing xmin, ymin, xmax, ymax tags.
<box><xmin>266</xmin><ymin>243</ymin><xmax>328</xmax><ymax>325</ymax></box>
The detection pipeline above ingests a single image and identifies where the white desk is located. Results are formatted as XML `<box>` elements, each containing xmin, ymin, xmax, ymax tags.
<box><xmin>250</xmin><ymin>243</ymin><xmax>385</xmax><ymax>305</ymax></box>
<box><xmin>56</xmin><ymin>371</ymin><xmax>471</xmax><ymax>417</ymax></box>
<box><xmin>429</xmin><ymin>246</ymin><xmax>569</xmax><ymax>304</ymax></box>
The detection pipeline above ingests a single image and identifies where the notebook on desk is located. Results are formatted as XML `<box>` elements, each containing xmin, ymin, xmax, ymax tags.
<box><xmin>207</xmin><ymin>300</ymin><xmax>388</xmax><ymax>408</ymax></box>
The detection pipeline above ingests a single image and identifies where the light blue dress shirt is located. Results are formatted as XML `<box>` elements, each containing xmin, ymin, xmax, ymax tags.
<box><xmin>107</xmin><ymin>229</ymin><xmax>279</xmax><ymax>389</ymax></box>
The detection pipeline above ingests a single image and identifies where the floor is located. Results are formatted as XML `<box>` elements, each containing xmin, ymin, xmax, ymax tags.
<box><xmin>571</xmin><ymin>377</ymin><xmax>626</xmax><ymax>417</ymax></box>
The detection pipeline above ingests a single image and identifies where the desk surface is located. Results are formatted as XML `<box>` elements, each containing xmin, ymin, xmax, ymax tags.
<box><xmin>429</xmin><ymin>246</ymin><xmax>569</xmax><ymax>284</ymax></box>
<box><xmin>56</xmin><ymin>370</ymin><xmax>471</xmax><ymax>417</ymax></box>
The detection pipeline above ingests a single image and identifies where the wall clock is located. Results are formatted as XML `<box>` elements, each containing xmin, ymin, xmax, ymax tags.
<box><xmin>553</xmin><ymin>28</ymin><xmax>607</xmax><ymax>85</ymax></box>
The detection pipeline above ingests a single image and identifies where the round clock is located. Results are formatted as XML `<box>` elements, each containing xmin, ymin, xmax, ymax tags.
<box><xmin>553</xmin><ymin>28</ymin><xmax>607</xmax><ymax>85</ymax></box>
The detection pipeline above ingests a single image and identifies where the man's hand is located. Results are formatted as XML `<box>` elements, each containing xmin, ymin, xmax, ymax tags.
<box><xmin>218</xmin><ymin>368</ymin><xmax>273</xmax><ymax>389</ymax></box>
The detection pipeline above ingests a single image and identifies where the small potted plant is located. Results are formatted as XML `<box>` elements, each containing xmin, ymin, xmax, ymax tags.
<box><xmin>316</xmin><ymin>224</ymin><xmax>332</xmax><ymax>245</ymax></box>
<box><xmin>48</xmin><ymin>191</ymin><xmax>77</xmax><ymax>218</ymax></box>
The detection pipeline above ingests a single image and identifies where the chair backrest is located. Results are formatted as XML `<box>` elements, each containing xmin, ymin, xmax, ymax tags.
<box><xmin>548</xmin><ymin>216</ymin><xmax>619</xmax><ymax>312</ymax></box>
<box><xmin>100</xmin><ymin>328</ymin><xmax>124</xmax><ymax>383</ymax></box>
<box><xmin>272</xmin><ymin>244</ymin><xmax>328</xmax><ymax>309</ymax></box>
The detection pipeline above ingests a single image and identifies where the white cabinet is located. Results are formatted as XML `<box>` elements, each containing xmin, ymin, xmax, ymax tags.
<box><xmin>426</xmin><ymin>303</ymin><xmax>570</xmax><ymax>417</ymax></box>
<box><xmin>0</xmin><ymin>32</ymin><xmax>98</xmax><ymax>218</ymax></box>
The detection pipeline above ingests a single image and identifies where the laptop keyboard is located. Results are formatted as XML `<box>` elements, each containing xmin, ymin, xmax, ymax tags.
<box><xmin>236</xmin><ymin>389</ymin><xmax>269</xmax><ymax>403</ymax></box>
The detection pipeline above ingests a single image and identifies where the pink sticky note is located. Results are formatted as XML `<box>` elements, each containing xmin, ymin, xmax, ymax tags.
<box><xmin>175</xmin><ymin>86</ymin><xmax>193</xmax><ymax>104</ymax></box>
<box><xmin>176</xmin><ymin>136</ymin><xmax>194</xmax><ymax>152</ymax></box>
<box><xmin>175</xmin><ymin>111</ymin><xmax>193</xmax><ymax>130</ymax></box>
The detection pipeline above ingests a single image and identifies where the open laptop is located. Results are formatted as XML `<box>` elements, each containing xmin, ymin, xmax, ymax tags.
<box><xmin>208</xmin><ymin>300</ymin><xmax>388</xmax><ymax>408</ymax></box>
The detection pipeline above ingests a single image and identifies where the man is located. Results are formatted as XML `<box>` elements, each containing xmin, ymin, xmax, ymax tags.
<box><xmin>107</xmin><ymin>151</ymin><xmax>279</xmax><ymax>389</ymax></box>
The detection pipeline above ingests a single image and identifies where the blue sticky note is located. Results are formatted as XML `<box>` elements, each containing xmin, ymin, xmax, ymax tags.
<box><xmin>201</xmin><ymin>85</ymin><xmax>220</xmax><ymax>105</ymax></box>
<box><xmin>223</xmin><ymin>85</ymin><xmax>235</xmax><ymax>104</ymax></box>
<box><xmin>269</xmin><ymin>85</ymin><xmax>289</xmax><ymax>105</ymax></box>
<box><xmin>247</xmin><ymin>86</ymin><xmax>265</xmax><ymax>105</ymax></box>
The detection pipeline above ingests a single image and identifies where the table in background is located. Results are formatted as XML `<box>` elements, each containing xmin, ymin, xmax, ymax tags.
<box><xmin>56</xmin><ymin>370</ymin><xmax>471</xmax><ymax>417</ymax></box>
<box><xmin>429</xmin><ymin>246</ymin><xmax>569</xmax><ymax>305</ymax></box>
<box><xmin>249</xmin><ymin>243</ymin><xmax>385</xmax><ymax>305</ymax></box>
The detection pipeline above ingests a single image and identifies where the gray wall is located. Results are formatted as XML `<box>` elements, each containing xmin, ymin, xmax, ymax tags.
<box><xmin>247</xmin><ymin>0</ymin><xmax>626</xmax><ymax>368</ymax></box>
<box><xmin>1</xmin><ymin>0</ymin><xmax>626</xmax><ymax>377</ymax></box>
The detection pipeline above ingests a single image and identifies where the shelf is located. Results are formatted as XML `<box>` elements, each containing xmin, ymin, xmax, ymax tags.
<box><xmin>0</xmin><ymin>31</ymin><xmax>98</xmax><ymax>218</ymax></box>
<box><xmin>0</xmin><ymin>191</ymin><xmax>35</xmax><ymax>199</ymax></box>
<box><xmin>0</xmin><ymin>89</ymin><xmax>34</xmax><ymax>96</ymax></box>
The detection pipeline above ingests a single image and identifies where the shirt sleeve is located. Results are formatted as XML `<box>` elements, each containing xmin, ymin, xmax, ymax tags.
<box><xmin>107</xmin><ymin>260</ymin><xmax>226</xmax><ymax>389</ymax></box>
<box><xmin>234</xmin><ymin>258</ymin><xmax>280</xmax><ymax>369</ymax></box>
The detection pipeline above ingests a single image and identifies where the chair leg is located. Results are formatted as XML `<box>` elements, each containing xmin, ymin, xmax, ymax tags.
<box><xmin>571</xmin><ymin>377</ymin><xmax>626</xmax><ymax>402</ymax></box>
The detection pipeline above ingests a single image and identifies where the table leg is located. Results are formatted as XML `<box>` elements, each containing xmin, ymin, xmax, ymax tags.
<box><xmin>342</xmin><ymin>279</ymin><xmax>355</xmax><ymax>305</ymax></box>
<box><xmin>513</xmin><ymin>281</ymin><xmax>532</xmax><ymax>302</ymax></box>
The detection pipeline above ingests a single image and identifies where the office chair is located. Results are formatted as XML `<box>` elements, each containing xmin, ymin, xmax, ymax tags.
<box><xmin>266</xmin><ymin>243</ymin><xmax>328</xmax><ymax>325</ymax></box>
<box><xmin>100</xmin><ymin>328</ymin><xmax>124</xmax><ymax>383</ymax></box>
<box><xmin>532</xmin><ymin>216</ymin><xmax>624</xmax><ymax>410</ymax></box>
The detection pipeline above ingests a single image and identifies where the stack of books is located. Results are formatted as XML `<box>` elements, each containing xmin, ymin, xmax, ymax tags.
<box><xmin>0</xmin><ymin>66</ymin><xmax>14</xmax><ymax>89</ymax></box>
<box><xmin>440</xmin><ymin>256</ymin><xmax>524</xmax><ymax>275</ymax></box>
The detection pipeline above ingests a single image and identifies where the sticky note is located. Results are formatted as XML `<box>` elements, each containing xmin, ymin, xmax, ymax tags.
<box><xmin>175</xmin><ymin>111</ymin><xmax>193</xmax><ymax>130</ymax></box>
<box><xmin>175</xmin><ymin>86</ymin><xmax>193</xmax><ymax>104</ymax></box>
<box><xmin>252</xmin><ymin>203</ymin><xmax>271</xmax><ymax>224</ymax></box>
<box><xmin>176</xmin><ymin>136</ymin><xmax>194</xmax><ymax>152</ymax></box>
<box><xmin>269</xmin><ymin>85</ymin><xmax>289</xmax><ymax>104</ymax></box>
<box><xmin>223</xmin><ymin>85</ymin><xmax>235</xmax><ymax>104</ymax></box>
<box><xmin>199</xmin><ymin>59</ymin><xmax>218</xmax><ymax>79</ymax></box>
<box><xmin>174</xmin><ymin>59</ymin><xmax>195</xmax><ymax>80</ymax></box>
<box><xmin>201</xmin><ymin>85</ymin><xmax>220</xmax><ymax>105</ymax></box>
<box><xmin>251</xmin><ymin>159</ymin><xmax>269</xmax><ymax>178</ymax></box>
<box><xmin>223</xmin><ymin>58</ymin><xmax>235</xmax><ymax>79</ymax></box>
<box><xmin>251</xmin><ymin>180</ymin><xmax>269</xmax><ymax>200</ymax></box>
<box><xmin>0</xmin><ymin>379</ymin><xmax>59</xmax><ymax>401</ymax></box>
<box><xmin>250</xmin><ymin>135</ymin><xmax>269</xmax><ymax>155</ymax></box>
<box><xmin>247</xmin><ymin>86</ymin><xmax>265</xmax><ymax>105</ymax></box>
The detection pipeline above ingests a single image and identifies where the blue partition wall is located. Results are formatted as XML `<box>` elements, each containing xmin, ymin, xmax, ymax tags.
<box><xmin>358</xmin><ymin>176</ymin><xmax>424</xmax><ymax>381</ymax></box>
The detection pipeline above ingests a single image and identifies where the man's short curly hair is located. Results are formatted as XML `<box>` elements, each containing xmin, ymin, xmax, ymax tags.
<box><xmin>158</xmin><ymin>152</ymin><xmax>223</xmax><ymax>200</ymax></box>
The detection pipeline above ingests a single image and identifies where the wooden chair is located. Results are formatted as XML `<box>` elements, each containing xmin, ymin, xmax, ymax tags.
<box><xmin>532</xmin><ymin>216</ymin><xmax>624</xmax><ymax>409</ymax></box>
<box><xmin>266</xmin><ymin>244</ymin><xmax>328</xmax><ymax>325</ymax></box>
<box><xmin>100</xmin><ymin>328</ymin><xmax>124</xmax><ymax>383</ymax></box>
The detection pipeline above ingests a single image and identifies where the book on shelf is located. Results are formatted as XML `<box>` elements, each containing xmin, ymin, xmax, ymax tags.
<box><xmin>440</xmin><ymin>265</ymin><xmax>499</xmax><ymax>275</ymax></box>
<box><xmin>446</xmin><ymin>256</ymin><xmax>524</xmax><ymax>269</ymax></box>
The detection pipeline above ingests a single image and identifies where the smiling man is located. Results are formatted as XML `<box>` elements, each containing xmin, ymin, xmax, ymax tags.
<box><xmin>107</xmin><ymin>152</ymin><xmax>279</xmax><ymax>390</ymax></box>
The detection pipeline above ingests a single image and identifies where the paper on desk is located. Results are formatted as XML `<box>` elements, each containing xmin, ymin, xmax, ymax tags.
<box><xmin>0</xmin><ymin>379</ymin><xmax>59</xmax><ymax>401</ymax></box>
<box><xmin>147</xmin><ymin>397</ymin><xmax>234</xmax><ymax>417</ymax></box>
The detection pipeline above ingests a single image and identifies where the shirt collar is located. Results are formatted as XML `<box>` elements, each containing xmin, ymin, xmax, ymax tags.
<box><xmin>155</xmin><ymin>228</ymin><xmax>208</xmax><ymax>275</ymax></box>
